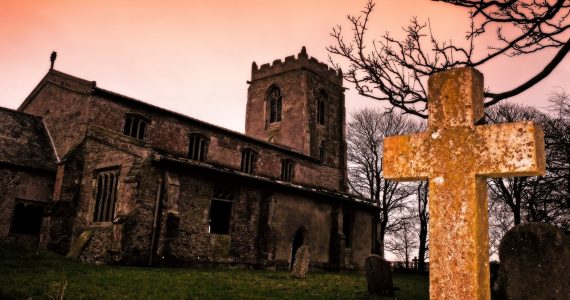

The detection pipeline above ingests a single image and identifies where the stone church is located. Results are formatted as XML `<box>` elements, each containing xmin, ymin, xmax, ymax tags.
<box><xmin>0</xmin><ymin>47</ymin><xmax>379</xmax><ymax>270</ymax></box>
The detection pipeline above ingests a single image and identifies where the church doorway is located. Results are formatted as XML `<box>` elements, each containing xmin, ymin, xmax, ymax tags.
<box><xmin>290</xmin><ymin>227</ymin><xmax>307</xmax><ymax>270</ymax></box>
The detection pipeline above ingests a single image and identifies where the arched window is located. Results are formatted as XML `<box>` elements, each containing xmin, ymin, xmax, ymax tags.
<box><xmin>317</xmin><ymin>89</ymin><xmax>327</xmax><ymax>125</ymax></box>
<box><xmin>268</xmin><ymin>86</ymin><xmax>282</xmax><ymax>123</ymax></box>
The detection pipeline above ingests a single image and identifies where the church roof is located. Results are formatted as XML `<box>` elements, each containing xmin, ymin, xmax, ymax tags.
<box><xmin>0</xmin><ymin>107</ymin><xmax>57</xmax><ymax>171</ymax></box>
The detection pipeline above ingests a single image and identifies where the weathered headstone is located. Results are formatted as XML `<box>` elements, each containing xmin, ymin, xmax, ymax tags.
<box><xmin>66</xmin><ymin>230</ymin><xmax>93</xmax><ymax>259</ymax></box>
<box><xmin>383</xmin><ymin>67</ymin><xmax>546</xmax><ymax>299</ymax></box>
<box><xmin>365</xmin><ymin>255</ymin><xmax>394</xmax><ymax>296</ymax></box>
<box><xmin>497</xmin><ymin>222</ymin><xmax>570</xmax><ymax>300</ymax></box>
<box><xmin>291</xmin><ymin>245</ymin><xmax>310</xmax><ymax>278</ymax></box>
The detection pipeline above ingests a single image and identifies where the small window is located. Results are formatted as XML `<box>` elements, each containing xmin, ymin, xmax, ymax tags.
<box><xmin>268</xmin><ymin>86</ymin><xmax>282</xmax><ymax>123</ymax></box>
<box><xmin>93</xmin><ymin>168</ymin><xmax>119</xmax><ymax>222</ymax></box>
<box><xmin>188</xmin><ymin>134</ymin><xmax>208</xmax><ymax>161</ymax></box>
<box><xmin>209</xmin><ymin>186</ymin><xmax>235</xmax><ymax>234</ymax></box>
<box><xmin>317</xmin><ymin>90</ymin><xmax>327</xmax><ymax>125</ymax></box>
<box><xmin>10</xmin><ymin>201</ymin><xmax>44</xmax><ymax>235</ymax></box>
<box><xmin>123</xmin><ymin>114</ymin><xmax>149</xmax><ymax>140</ymax></box>
<box><xmin>240</xmin><ymin>148</ymin><xmax>257</xmax><ymax>174</ymax></box>
<box><xmin>281</xmin><ymin>159</ymin><xmax>294</xmax><ymax>181</ymax></box>
<box><xmin>319</xmin><ymin>140</ymin><xmax>326</xmax><ymax>162</ymax></box>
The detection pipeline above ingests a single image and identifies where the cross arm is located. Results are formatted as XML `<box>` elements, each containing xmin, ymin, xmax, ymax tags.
<box><xmin>476</xmin><ymin>121</ymin><xmax>546</xmax><ymax>178</ymax></box>
<box><xmin>383</xmin><ymin>133</ymin><xmax>430</xmax><ymax>181</ymax></box>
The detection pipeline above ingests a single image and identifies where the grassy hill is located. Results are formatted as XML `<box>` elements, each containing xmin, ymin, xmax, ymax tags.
<box><xmin>0</xmin><ymin>242</ymin><xmax>428</xmax><ymax>299</ymax></box>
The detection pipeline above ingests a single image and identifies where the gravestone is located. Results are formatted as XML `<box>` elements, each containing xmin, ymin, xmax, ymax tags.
<box><xmin>365</xmin><ymin>255</ymin><xmax>393</xmax><ymax>296</ymax></box>
<box><xmin>383</xmin><ymin>67</ymin><xmax>546</xmax><ymax>299</ymax></box>
<box><xmin>497</xmin><ymin>223</ymin><xmax>570</xmax><ymax>300</ymax></box>
<box><xmin>291</xmin><ymin>245</ymin><xmax>310</xmax><ymax>278</ymax></box>
<box><xmin>66</xmin><ymin>230</ymin><xmax>93</xmax><ymax>259</ymax></box>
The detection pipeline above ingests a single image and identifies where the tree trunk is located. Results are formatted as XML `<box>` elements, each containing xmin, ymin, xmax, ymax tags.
<box><xmin>378</xmin><ymin>221</ymin><xmax>387</xmax><ymax>257</ymax></box>
<box><xmin>513</xmin><ymin>204</ymin><xmax>521</xmax><ymax>225</ymax></box>
<box><xmin>418</xmin><ymin>222</ymin><xmax>427</xmax><ymax>274</ymax></box>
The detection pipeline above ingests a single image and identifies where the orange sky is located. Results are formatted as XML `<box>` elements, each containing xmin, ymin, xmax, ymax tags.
<box><xmin>1</xmin><ymin>0</ymin><xmax>568</xmax><ymax>131</ymax></box>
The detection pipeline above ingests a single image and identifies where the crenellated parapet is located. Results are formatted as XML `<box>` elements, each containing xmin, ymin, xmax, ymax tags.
<box><xmin>251</xmin><ymin>46</ymin><xmax>343</xmax><ymax>86</ymax></box>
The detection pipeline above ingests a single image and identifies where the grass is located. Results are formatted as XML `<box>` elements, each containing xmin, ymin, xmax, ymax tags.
<box><xmin>0</xmin><ymin>242</ymin><xmax>428</xmax><ymax>299</ymax></box>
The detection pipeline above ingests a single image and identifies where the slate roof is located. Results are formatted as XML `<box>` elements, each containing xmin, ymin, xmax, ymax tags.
<box><xmin>0</xmin><ymin>107</ymin><xmax>57</xmax><ymax>171</ymax></box>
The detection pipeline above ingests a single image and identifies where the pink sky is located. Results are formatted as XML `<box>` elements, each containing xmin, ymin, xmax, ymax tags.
<box><xmin>1</xmin><ymin>0</ymin><xmax>568</xmax><ymax>132</ymax></box>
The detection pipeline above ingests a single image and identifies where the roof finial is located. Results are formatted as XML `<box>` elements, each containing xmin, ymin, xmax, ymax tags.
<box><xmin>50</xmin><ymin>51</ymin><xmax>57</xmax><ymax>70</ymax></box>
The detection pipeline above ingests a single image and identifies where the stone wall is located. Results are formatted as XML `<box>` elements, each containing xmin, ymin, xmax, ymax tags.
<box><xmin>270</xmin><ymin>193</ymin><xmax>333</xmax><ymax>268</ymax></box>
<box><xmin>0</xmin><ymin>166</ymin><xmax>54</xmax><ymax>237</ymax></box>
<box><xmin>50</xmin><ymin>127</ymin><xmax>155</xmax><ymax>265</ymax></box>
<box><xmin>156</xmin><ymin>170</ymin><xmax>261</xmax><ymax>266</ymax></box>
<box><xmin>83</xmin><ymin>93</ymin><xmax>343</xmax><ymax>191</ymax></box>
<box><xmin>41</xmin><ymin>148</ymin><xmax>84</xmax><ymax>254</ymax></box>
<box><xmin>20</xmin><ymin>72</ymin><xmax>92</xmax><ymax>158</ymax></box>
<box><xmin>351</xmin><ymin>209</ymin><xmax>375</xmax><ymax>269</ymax></box>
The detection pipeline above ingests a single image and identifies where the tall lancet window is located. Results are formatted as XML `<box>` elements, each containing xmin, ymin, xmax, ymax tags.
<box><xmin>268</xmin><ymin>86</ymin><xmax>282</xmax><ymax>123</ymax></box>
<box><xmin>93</xmin><ymin>168</ymin><xmax>119</xmax><ymax>223</ymax></box>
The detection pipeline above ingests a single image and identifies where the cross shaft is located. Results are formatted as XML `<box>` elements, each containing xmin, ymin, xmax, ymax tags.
<box><xmin>383</xmin><ymin>68</ymin><xmax>545</xmax><ymax>300</ymax></box>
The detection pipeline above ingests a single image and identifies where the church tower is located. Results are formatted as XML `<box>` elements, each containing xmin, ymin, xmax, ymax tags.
<box><xmin>245</xmin><ymin>47</ymin><xmax>347</xmax><ymax>182</ymax></box>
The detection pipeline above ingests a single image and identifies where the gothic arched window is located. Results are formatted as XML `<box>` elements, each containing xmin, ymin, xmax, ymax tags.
<box><xmin>268</xmin><ymin>86</ymin><xmax>282</xmax><ymax>123</ymax></box>
<box><xmin>317</xmin><ymin>89</ymin><xmax>327</xmax><ymax>125</ymax></box>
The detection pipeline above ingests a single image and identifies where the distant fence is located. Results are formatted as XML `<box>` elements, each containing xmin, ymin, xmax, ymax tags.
<box><xmin>389</xmin><ymin>260</ymin><xmax>429</xmax><ymax>274</ymax></box>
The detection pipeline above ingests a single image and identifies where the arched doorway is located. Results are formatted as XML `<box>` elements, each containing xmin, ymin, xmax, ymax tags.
<box><xmin>290</xmin><ymin>227</ymin><xmax>307</xmax><ymax>270</ymax></box>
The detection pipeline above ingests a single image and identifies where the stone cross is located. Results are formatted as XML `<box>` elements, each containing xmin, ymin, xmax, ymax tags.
<box><xmin>383</xmin><ymin>68</ymin><xmax>545</xmax><ymax>300</ymax></box>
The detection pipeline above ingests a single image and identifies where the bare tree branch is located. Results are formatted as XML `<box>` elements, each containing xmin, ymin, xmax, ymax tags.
<box><xmin>329</xmin><ymin>0</ymin><xmax>570</xmax><ymax>117</ymax></box>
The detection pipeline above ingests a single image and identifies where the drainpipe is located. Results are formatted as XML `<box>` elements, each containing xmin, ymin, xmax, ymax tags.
<box><xmin>149</xmin><ymin>178</ymin><xmax>163</xmax><ymax>266</ymax></box>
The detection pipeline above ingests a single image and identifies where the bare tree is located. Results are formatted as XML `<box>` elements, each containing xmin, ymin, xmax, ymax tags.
<box><xmin>346</xmin><ymin>108</ymin><xmax>418</xmax><ymax>256</ymax></box>
<box><xmin>548</xmin><ymin>88</ymin><xmax>570</xmax><ymax>118</ymax></box>
<box><xmin>544</xmin><ymin>89</ymin><xmax>570</xmax><ymax>231</ymax></box>
<box><xmin>414</xmin><ymin>180</ymin><xmax>429</xmax><ymax>274</ymax></box>
<box><xmin>328</xmin><ymin>0</ymin><xmax>570</xmax><ymax>117</ymax></box>
<box><xmin>385</xmin><ymin>218</ymin><xmax>418</xmax><ymax>268</ymax></box>
<box><xmin>488</xmin><ymin>192</ymin><xmax>515</xmax><ymax>256</ymax></box>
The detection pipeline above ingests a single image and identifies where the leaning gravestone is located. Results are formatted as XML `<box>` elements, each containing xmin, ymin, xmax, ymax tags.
<box><xmin>497</xmin><ymin>223</ymin><xmax>570</xmax><ymax>300</ymax></box>
<box><xmin>66</xmin><ymin>230</ymin><xmax>93</xmax><ymax>259</ymax></box>
<box><xmin>291</xmin><ymin>245</ymin><xmax>310</xmax><ymax>278</ymax></box>
<box><xmin>365</xmin><ymin>255</ymin><xmax>394</xmax><ymax>296</ymax></box>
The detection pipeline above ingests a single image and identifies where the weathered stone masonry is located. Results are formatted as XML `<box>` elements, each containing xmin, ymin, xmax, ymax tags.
<box><xmin>1</xmin><ymin>48</ymin><xmax>378</xmax><ymax>270</ymax></box>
